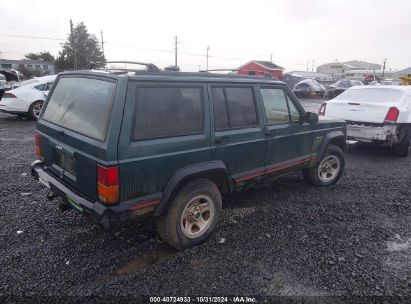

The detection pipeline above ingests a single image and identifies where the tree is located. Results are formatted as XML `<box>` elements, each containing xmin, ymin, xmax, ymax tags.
<box><xmin>55</xmin><ymin>22</ymin><xmax>105</xmax><ymax>71</ymax></box>
<box><xmin>24</xmin><ymin>51</ymin><xmax>55</xmax><ymax>63</ymax></box>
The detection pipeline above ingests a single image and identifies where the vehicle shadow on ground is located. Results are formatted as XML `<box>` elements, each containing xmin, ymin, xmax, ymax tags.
<box><xmin>0</xmin><ymin>113</ymin><xmax>29</xmax><ymax>121</ymax></box>
<box><xmin>346</xmin><ymin>142</ymin><xmax>402</xmax><ymax>159</ymax></box>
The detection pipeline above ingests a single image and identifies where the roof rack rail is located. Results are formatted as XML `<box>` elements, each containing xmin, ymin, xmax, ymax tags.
<box><xmin>199</xmin><ymin>68</ymin><xmax>273</xmax><ymax>78</ymax></box>
<box><xmin>91</xmin><ymin>61</ymin><xmax>160</xmax><ymax>72</ymax></box>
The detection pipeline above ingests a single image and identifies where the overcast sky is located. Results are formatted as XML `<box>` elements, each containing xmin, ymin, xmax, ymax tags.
<box><xmin>1</xmin><ymin>0</ymin><xmax>410</xmax><ymax>72</ymax></box>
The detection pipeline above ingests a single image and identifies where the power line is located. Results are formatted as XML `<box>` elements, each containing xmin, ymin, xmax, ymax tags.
<box><xmin>0</xmin><ymin>33</ymin><xmax>64</xmax><ymax>41</ymax></box>
<box><xmin>174</xmin><ymin>36</ymin><xmax>178</xmax><ymax>67</ymax></box>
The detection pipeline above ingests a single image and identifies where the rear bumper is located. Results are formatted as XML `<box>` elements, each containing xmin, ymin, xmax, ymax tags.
<box><xmin>31</xmin><ymin>160</ymin><xmax>160</xmax><ymax>229</ymax></box>
<box><xmin>31</xmin><ymin>160</ymin><xmax>108</xmax><ymax>221</ymax></box>
<box><xmin>347</xmin><ymin>124</ymin><xmax>398</xmax><ymax>144</ymax></box>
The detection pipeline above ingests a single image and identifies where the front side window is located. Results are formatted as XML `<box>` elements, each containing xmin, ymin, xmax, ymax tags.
<box><xmin>132</xmin><ymin>87</ymin><xmax>203</xmax><ymax>140</ymax></box>
<box><xmin>42</xmin><ymin>77</ymin><xmax>116</xmax><ymax>141</ymax></box>
<box><xmin>260</xmin><ymin>88</ymin><xmax>290</xmax><ymax>124</ymax></box>
<box><xmin>212</xmin><ymin>87</ymin><xmax>257</xmax><ymax>131</ymax></box>
<box><xmin>288</xmin><ymin>97</ymin><xmax>301</xmax><ymax>122</ymax></box>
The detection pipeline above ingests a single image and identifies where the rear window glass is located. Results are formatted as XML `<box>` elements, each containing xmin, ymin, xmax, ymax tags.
<box><xmin>335</xmin><ymin>88</ymin><xmax>405</xmax><ymax>103</ymax></box>
<box><xmin>132</xmin><ymin>87</ymin><xmax>203</xmax><ymax>140</ymax></box>
<box><xmin>42</xmin><ymin>77</ymin><xmax>115</xmax><ymax>141</ymax></box>
<box><xmin>212</xmin><ymin>87</ymin><xmax>257</xmax><ymax>131</ymax></box>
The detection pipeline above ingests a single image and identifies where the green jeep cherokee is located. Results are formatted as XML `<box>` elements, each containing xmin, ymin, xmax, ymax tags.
<box><xmin>31</xmin><ymin>69</ymin><xmax>346</xmax><ymax>249</ymax></box>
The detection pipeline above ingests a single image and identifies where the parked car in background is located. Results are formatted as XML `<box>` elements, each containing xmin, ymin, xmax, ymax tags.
<box><xmin>319</xmin><ymin>86</ymin><xmax>411</xmax><ymax>156</ymax></box>
<box><xmin>0</xmin><ymin>74</ymin><xmax>5</xmax><ymax>100</ymax></box>
<box><xmin>31</xmin><ymin>69</ymin><xmax>346</xmax><ymax>250</ymax></box>
<box><xmin>324</xmin><ymin>79</ymin><xmax>364</xmax><ymax>99</ymax></box>
<box><xmin>292</xmin><ymin>79</ymin><xmax>326</xmax><ymax>98</ymax></box>
<box><xmin>0</xmin><ymin>69</ymin><xmax>21</xmax><ymax>91</ymax></box>
<box><xmin>0</xmin><ymin>75</ymin><xmax>56</xmax><ymax>119</ymax></box>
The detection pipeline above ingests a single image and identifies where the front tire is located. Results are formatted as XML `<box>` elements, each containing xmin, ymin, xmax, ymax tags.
<box><xmin>156</xmin><ymin>178</ymin><xmax>222</xmax><ymax>250</ymax></box>
<box><xmin>303</xmin><ymin>144</ymin><xmax>345</xmax><ymax>186</ymax></box>
<box><xmin>28</xmin><ymin>100</ymin><xmax>44</xmax><ymax>120</ymax></box>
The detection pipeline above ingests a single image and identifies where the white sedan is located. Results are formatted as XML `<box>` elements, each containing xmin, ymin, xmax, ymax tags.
<box><xmin>0</xmin><ymin>75</ymin><xmax>56</xmax><ymax>120</ymax></box>
<box><xmin>319</xmin><ymin>85</ymin><xmax>411</xmax><ymax>157</ymax></box>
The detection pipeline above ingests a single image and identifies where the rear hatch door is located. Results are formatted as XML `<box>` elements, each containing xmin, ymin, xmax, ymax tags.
<box><xmin>37</xmin><ymin>73</ymin><xmax>127</xmax><ymax>201</ymax></box>
<box><xmin>325</xmin><ymin>87</ymin><xmax>405</xmax><ymax>124</ymax></box>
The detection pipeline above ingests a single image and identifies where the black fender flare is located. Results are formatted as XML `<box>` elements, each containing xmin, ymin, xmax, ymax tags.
<box><xmin>153</xmin><ymin>160</ymin><xmax>232</xmax><ymax>217</ymax></box>
<box><xmin>316</xmin><ymin>130</ymin><xmax>346</xmax><ymax>163</ymax></box>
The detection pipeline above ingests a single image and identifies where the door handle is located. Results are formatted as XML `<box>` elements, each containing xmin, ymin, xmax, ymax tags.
<box><xmin>265</xmin><ymin>130</ymin><xmax>275</xmax><ymax>137</ymax></box>
<box><xmin>215</xmin><ymin>136</ymin><xmax>229</xmax><ymax>144</ymax></box>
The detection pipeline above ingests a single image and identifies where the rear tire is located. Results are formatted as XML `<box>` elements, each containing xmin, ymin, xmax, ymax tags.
<box><xmin>156</xmin><ymin>178</ymin><xmax>222</xmax><ymax>250</ymax></box>
<box><xmin>28</xmin><ymin>100</ymin><xmax>44</xmax><ymax>120</ymax></box>
<box><xmin>303</xmin><ymin>144</ymin><xmax>345</xmax><ymax>186</ymax></box>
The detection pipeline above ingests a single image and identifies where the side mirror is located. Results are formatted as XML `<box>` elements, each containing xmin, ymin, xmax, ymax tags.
<box><xmin>305</xmin><ymin>112</ymin><xmax>319</xmax><ymax>124</ymax></box>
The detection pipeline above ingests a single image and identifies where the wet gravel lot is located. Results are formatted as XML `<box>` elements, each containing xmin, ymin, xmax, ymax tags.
<box><xmin>0</xmin><ymin>98</ymin><xmax>410</xmax><ymax>301</ymax></box>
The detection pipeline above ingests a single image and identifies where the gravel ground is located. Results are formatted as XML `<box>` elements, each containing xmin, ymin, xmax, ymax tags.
<box><xmin>0</xmin><ymin>99</ymin><xmax>410</xmax><ymax>302</ymax></box>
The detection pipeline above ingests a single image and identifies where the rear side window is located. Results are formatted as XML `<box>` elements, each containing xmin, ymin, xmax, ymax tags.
<box><xmin>42</xmin><ymin>77</ymin><xmax>115</xmax><ymax>141</ymax></box>
<box><xmin>132</xmin><ymin>87</ymin><xmax>203</xmax><ymax>140</ymax></box>
<box><xmin>212</xmin><ymin>87</ymin><xmax>257</xmax><ymax>131</ymax></box>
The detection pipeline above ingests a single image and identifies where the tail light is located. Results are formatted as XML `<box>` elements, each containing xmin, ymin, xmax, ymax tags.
<box><xmin>97</xmin><ymin>164</ymin><xmax>119</xmax><ymax>204</ymax></box>
<box><xmin>34</xmin><ymin>132</ymin><xmax>41</xmax><ymax>158</ymax></box>
<box><xmin>384</xmin><ymin>107</ymin><xmax>399</xmax><ymax>123</ymax></box>
<box><xmin>3</xmin><ymin>92</ymin><xmax>17</xmax><ymax>98</ymax></box>
<box><xmin>318</xmin><ymin>103</ymin><xmax>327</xmax><ymax>116</ymax></box>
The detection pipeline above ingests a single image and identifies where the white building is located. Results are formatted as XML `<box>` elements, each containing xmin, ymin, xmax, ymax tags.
<box><xmin>316</xmin><ymin>60</ymin><xmax>382</xmax><ymax>78</ymax></box>
<box><xmin>344</xmin><ymin>69</ymin><xmax>396</xmax><ymax>81</ymax></box>
<box><xmin>0</xmin><ymin>59</ymin><xmax>55</xmax><ymax>76</ymax></box>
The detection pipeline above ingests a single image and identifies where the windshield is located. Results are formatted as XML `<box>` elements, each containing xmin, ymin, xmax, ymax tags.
<box><xmin>335</xmin><ymin>88</ymin><xmax>405</xmax><ymax>103</ymax></box>
<box><xmin>42</xmin><ymin>77</ymin><xmax>116</xmax><ymax>141</ymax></box>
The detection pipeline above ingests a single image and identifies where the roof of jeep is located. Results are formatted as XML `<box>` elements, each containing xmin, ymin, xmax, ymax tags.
<box><xmin>59</xmin><ymin>70</ymin><xmax>285</xmax><ymax>85</ymax></box>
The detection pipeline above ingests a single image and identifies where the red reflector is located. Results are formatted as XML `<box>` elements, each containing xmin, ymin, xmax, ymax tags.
<box><xmin>97</xmin><ymin>165</ymin><xmax>119</xmax><ymax>187</ymax></box>
<box><xmin>3</xmin><ymin>92</ymin><xmax>17</xmax><ymax>98</ymax></box>
<box><xmin>384</xmin><ymin>107</ymin><xmax>399</xmax><ymax>123</ymax></box>
<box><xmin>35</xmin><ymin>133</ymin><xmax>41</xmax><ymax>158</ymax></box>
<box><xmin>318</xmin><ymin>103</ymin><xmax>327</xmax><ymax>116</ymax></box>
<box><xmin>35</xmin><ymin>133</ymin><xmax>40</xmax><ymax>147</ymax></box>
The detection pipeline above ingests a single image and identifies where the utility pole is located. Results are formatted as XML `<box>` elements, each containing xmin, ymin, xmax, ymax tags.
<box><xmin>307</xmin><ymin>60</ymin><xmax>309</xmax><ymax>72</ymax></box>
<box><xmin>270</xmin><ymin>54</ymin><xmax>273</xmax><ymax>62</ymax></box>
<box><xmin>206</xmin><ymin>46</ymin><xmax>210</xmax><ymax>70</ymax></box>
<box><xmin>100</xmin><ymin>30</ymin><xmax>105</xmax><ymax>66</ymax></box>
<box><xmin>174</xmin><ymin>36</ymin><xmax>178</xmax><ymax>68</ymax></box>
<box><xmin>311</xmin><ymin>59</ymin><xmax>315</xmax><ymax>72</ymax></box>
<box><xmin>382</xmin><ymin>58</ymin><xmax>387</xmax><ymax>80</ymax></box>
<box><xmin>70</xmin><ymin>19</ymin><xmax>78</xmax><ymax>69</ymax></box>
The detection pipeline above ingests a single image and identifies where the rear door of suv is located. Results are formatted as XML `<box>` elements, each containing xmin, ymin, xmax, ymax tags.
<box><xmin>209</xmin><ymin>84</ymin><xmax>267</xmax><ymax>183</ymax></box>
<box><xmin>37</xmin><ymin>73</ymin><xmax>126</xmax><ymax>201</ymax></box>
<box><xmin>117</xmin><ymin>81</ymin><xmax>211</xmax><ymax>202</ymax></box>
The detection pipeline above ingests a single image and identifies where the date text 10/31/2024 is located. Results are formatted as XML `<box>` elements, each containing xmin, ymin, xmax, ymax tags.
<box><xmin>149</xmin><ymin>296</ymin><xmax>257</xmax><ymax>303</ymax></box>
